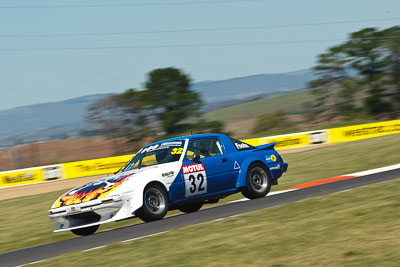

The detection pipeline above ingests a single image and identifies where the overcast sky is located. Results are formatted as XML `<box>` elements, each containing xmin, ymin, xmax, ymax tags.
<box><xmin>1</xmin><ymin>0</ymin><xmax>400</xmax><ymax>110</ymax></box>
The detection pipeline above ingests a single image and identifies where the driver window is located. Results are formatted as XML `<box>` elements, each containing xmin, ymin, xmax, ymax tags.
<box><xmin>185</xmin><ymin>138</ymin><xmax>223</xmax><ymax>160</ymax></box>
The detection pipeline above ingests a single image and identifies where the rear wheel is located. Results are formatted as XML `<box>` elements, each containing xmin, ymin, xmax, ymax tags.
<box><xmin>71</xmin><ymin>225</ymin><xmax>99</xmax><ymax>236</ymax></box>
<box><xmin>241</xmin><ymin>163</ymin><xmax>271</xmax><ymax>199</ymax></box>
<box><xmin>178</xmin><ymin>202</ymin><xmax>203</xmax><ymax>213</ymax></box>
<box><xmin>136</xmin><ymin>184</ymin><xmax>169</xmax><ymax>222</ymax></box>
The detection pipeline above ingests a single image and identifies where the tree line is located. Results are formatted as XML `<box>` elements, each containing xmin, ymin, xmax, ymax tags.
<box><xmin>309</xmin><ymin>26</ymin><xmax>400</xmax><ymax>119</ymax></box>
<box><xmin>86</xmin><ymin>67</ymin><xmax>223</xmax><ymax>149</ymax></box>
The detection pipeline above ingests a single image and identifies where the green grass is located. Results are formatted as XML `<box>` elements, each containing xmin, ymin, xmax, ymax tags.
<box><xmin>1</xmin><ymin>133</ymin><xmax>400</xmax><ymax>254</ymax></box>
<box><xmin>201</xmin><ymin>90</ymin><xmax>314</xmax><ymax>123</ymax></box>
<box><xmin>275</xmin><ymin>132</ymin><xmax>400</xmax><ymax>190</ymax></box>
<box><xmin>32</xmin><ymin>178</ymin><xmax>400</xmax><ymax>267</ymax></box>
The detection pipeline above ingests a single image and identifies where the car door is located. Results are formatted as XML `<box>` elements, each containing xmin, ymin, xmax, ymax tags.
<box><xmin>181</xmin><ymin>137</ymin><xmax>235</xmax><ymax>198</ymax></box>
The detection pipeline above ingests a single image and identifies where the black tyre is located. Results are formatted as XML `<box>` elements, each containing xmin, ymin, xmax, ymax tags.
<box><xmin>241</xmin><ymin>163</ymin><xmax>271</xmax><ymax>199</ymax></box>
<box><xmin>71</xmin><ymin>225</ymin><xmax>99</xmax><ymax>236</ymax></box>
<box><xmin>178</xmin><ymin>202</ymin><xmax>203</xmax><ymax>213</ymax></box>
<box><xmin>136</xmin><ymin>184</ymin><xmax>169</xmax><ymax>222</ymax></box>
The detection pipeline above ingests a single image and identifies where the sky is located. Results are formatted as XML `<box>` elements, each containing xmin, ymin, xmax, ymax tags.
<box><xmin>1</xmin><ymin>0</ymin><xmax>400</xmax><ymax>110</ymax></box>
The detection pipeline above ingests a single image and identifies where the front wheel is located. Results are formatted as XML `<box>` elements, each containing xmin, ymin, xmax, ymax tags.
<box><xmin>241</xmin><ymin>163</ymin><xmax>271</xmax><ymax>199</ymax></box>
<box><xmin>136</xmin><ymin>184</ymin><xmax>169</xmax><ymax>222</ymax></box>
<box><xmin>178</xmin><ymin>202</ymin><xmax>203</xmax><ymax>213</ymax></box>
<box><xmin>71</xmin><ymin>225</ymin><xmax>99</xmax><ymax>236</ymax></box>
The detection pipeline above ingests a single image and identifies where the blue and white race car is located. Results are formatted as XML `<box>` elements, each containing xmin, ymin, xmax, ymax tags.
<box><xmin>49</xmin><ymin>134</ymin><xmax>288</xmax><ymax>235</ymax></box>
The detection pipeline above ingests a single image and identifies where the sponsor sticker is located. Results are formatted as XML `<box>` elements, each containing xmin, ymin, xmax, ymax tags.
<box><xmin>67</xmin><ymin>206</ymin><xmax>81</xmax><ymax>214</ymax></box>
<box><xmin>162</xmin><ymin>171</ymin><xmax>175</xmax><ymax>178</ymax></box>
<box><xmin>265</xmin><ymin>154</ymin><xmax>277</xmax><ymax>163</ymax></box>
<box><xmin>234</xmin><ymin>161</ymin><xmax>240</xmax><ymax>170</ymax></box>
<box><xmin>269</xmin><ymin>164</ymin><xmax>281</xmax><ymax>171</ymax></box>
<box><xmin>182</xmin><ymin>163</ymin><xmax>207</xmax><ymax>197</ymax></box>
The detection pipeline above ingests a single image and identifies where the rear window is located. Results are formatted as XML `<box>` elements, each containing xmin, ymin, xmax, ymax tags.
<box><xmin>230</xmin><ymin>138</ymin><xmax>255</xmax><ymax>151</ymax></box>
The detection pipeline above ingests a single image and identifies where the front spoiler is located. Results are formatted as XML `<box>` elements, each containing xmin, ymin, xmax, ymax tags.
<box><xmin>49</xmin><ymin>194</ymin><xmax>136</xmax><ymax>232</ymax></box>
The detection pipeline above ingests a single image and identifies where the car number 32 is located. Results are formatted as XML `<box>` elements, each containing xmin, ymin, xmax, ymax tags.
<box><xmin>188</xmin><ymin>173</ymin><xmax>206</xmax><ymax>193</ymax></box>
<box><xmin>182</xmin><ymin>163</ymin><xmax>208</xmax><ymax>197</ymax></box>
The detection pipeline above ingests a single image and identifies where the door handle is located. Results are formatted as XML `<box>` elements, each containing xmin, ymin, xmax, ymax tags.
<box><xmin>221</xmin><ymin>158</ymin><xmax>227</xmax><ymax>162</ymax></box>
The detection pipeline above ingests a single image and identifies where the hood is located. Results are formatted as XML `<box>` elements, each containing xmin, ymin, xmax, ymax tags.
<box><xmin>52</xmin><ymin>173</ymin><xmax>133</xmax><ymax>209</ymax></box>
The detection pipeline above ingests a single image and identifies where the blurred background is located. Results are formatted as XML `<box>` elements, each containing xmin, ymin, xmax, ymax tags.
<box><xmin>1</xmin><ymin>0</ymin><xmax>400</xmax><ymax>170</ymax></box>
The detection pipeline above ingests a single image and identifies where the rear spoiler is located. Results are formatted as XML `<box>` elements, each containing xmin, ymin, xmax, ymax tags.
<box><xmin>253</xmin><ymin>142</ymin><xmax>276</xmax><ymax>151</ymax></box>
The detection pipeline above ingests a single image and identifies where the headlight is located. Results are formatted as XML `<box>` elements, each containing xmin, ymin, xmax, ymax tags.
<box><xmin>102</xmin><ymin>199</ymin><xmax>114</xmax><ymax>204</ymax></box>
<box><xmin>101</xmin><ymin>194</ymin><xmax>122</xmax><ymax>204</ymax></box>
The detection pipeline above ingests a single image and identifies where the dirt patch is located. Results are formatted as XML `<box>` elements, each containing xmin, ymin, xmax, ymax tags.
<box><xmin>0</xmin><ymin>174</ymin><xmax>109</xmax><ymax>201</ymax></box>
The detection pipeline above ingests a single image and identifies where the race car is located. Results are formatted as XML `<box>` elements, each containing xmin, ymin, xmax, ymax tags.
<box><xmin>49</xmin><ymin>133</ymin><xmax>288</xmax><ymax>236</ymax></box>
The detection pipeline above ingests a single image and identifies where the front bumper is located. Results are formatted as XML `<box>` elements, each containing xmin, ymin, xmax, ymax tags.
<box><xmin>49</xmin><ymin>194</ymin><xmax>134</xmax><ymax>232</ymax></box>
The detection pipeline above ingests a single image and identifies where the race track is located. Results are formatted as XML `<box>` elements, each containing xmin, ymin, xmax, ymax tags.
<box><xmin>1</xmin><ymin>167</ymin><xmax>400</xmax><ymax>267</ymax></box>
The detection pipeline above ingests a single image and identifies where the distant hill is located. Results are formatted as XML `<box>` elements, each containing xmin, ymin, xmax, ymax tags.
<box><xmin>0</xmin><ymin>94</ymin><xmax>109</xmax><ymax>146</ymax></box>
<box><xmin>0</xmin><ymin>69</ymin><xmax>315</xmax><ymax>147</ymax></box>
<box><xmin>192</xmin><ymin>69</ymin><xmax>315</xmax><ymax>102</ymax></box>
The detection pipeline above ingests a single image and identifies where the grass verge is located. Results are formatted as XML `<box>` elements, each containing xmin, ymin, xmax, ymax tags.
<box><xmin>32</xmin><ymin>178</ymin><xmax>400</xmax><ymax>267</ymax></box>
<box><xmin>201</xmin><ymin>90</ymin><xmax>313</xmax><ymax>123</ymax></box>
<box><xmin>1</xmin><ymin>133</ymin><xmax>400</xmax><ymax>253</ymax></box>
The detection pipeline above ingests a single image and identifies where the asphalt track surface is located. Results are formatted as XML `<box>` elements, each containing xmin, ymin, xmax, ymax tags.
<box><xmin>2</xmin><ymin>168</ymin><xmax>400</xmax><ymax>267</ymax></box>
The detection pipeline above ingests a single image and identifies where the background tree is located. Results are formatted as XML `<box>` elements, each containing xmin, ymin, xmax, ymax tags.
<box><xmin>310</xmin><ymin>25</ymin><xmax>400</xmax><ymax>119</ymax></box>
<box><xmin>112</xmin><ymin>89</ymin><xmax>154</xmax><ymax>144</ymax></box>
<box><xmin>144</xmin><ymin>67</ymin><xmax>202</xmax><ymax>134</ymax></box>
<box><xmin>309</xmin><ymin>44</ymin><xmax>352</xmax><ymax>119</ymax></box>
<box><xmin>345</xmin><ymin>28</ymin><xmax>390</xmax><ymax>114</ymax></box>
<box><xmin>86</xmin><ymin>95</ymin><xmax>134</xmax><ymax>154</ymax></box>
<box><xmin>381</xmin><ymin>26</ymin><xmax>400</xmax><ymax>112</ymax></box>
<box><xmin>86</xmin><ymin>67</ymin><xmax>223</xmax><ymax>148</ymax></box>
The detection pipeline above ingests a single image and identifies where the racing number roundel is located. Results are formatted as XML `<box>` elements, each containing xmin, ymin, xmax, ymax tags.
<box><xmin>182</xmin><ymin>163</ymin><xmax>207</xmax><ymax>197</ymax></box>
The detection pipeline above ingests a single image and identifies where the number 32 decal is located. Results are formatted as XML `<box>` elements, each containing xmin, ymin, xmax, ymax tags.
<box><xmin>182</xmin><ymin>163</ymin><xmax>208</xmax><ymax>197</ymax></box>
<box><xmin>188</xmin><ymin>173</ymin><xmax>205</xmax><ymax>194</ymax></box>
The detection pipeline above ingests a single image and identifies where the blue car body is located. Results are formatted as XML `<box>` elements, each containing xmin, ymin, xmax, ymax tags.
<box><xmin>148</xmin><ymin>133</ymin><xmax>288</xmax><ymax>204</ymax></box>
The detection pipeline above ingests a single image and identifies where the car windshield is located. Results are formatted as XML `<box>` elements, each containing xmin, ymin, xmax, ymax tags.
<box><xmin>121</xmin><ymin>140</ymin><xmax>186</xmax><ymax>171</ymax></box>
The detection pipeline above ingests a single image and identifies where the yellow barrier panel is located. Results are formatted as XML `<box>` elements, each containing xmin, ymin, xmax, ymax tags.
<box><xmin>0</xmin><ymin>168</ymin><xmax>44</xmax><ymax>187</ymax></box>
<box><xmin>242</xmin><ymin>138</ymin><xmax>261</xmax><ymax>146</ymax></box>
<box><xmin>329</xmin><ymin>120</ymin><xmax>400</xmax><ymax>143</ymax></box>
<box><xmin>258</xmin><ymin>130</ymin><xmax>328</xmax><ymax>150</ymax></box>
<box><xmin>3</xmin><ymin>120</ymin><xmax>400</xmax><ymax>187</ymax></box>
<box><xmin>260</xmin><ymin>133</ymin><xmax>311</xmax><ymax>149</ymax></box>
<box><xmin>63</xmin><ymin>154</ymin><xmax>134</xmax><ymax>179</ymax></box>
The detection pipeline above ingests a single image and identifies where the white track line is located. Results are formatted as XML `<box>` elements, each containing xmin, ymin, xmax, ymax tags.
<box><xmin>228</xmin><ymin>188</ymin><xmax>298</xmax><ymax>204</ymax></box>
<box><xmin>18</xmin><ymin>259</ymin><xmax>46</xmax><ymax>266</ymax></box>
<box><xmin>120</xmin><ymin>230</ymin><xmax>169</xmax><ymax>244</ymax></box>
<box><xmin>82</xmin><ymin>245</ymin><xmax>105</xmax><ymax>252</ymax></box>
<box><xmin>348</xmin><ymin>163</ymin><xmax>400</xmax><ymax>177</ymax></box>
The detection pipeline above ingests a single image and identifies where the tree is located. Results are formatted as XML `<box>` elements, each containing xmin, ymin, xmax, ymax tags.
<box><xmin>86</xmin><ymin>95</ymin><xmax>133</xmax><ymax>154</ymax></box>
<box><xmin>112</xmin><ymin>89</ymin><xmax>153</xmax><ymax>142</ymax></box>
<box><xmin>309</xmin><ymin>44</ymin><xmax>357</xmax><ymax>118</ymax></box>
<box><xmin>381</xmin><ymin>26</ymin><xmax>400</xmax><ymax>112</ymax></box>
<box><xmin>309</xmin><ymin>26</ymin><xmax>400</xmax><ymax>118</ymax></box>
<box><xmin>144</xmin><ymin>67</ymin><xmax>202</xmax><ymax>134</ymax></box>
<box><xmin>345</xmin><ymin>28</ymin><xmax>391</xmax><ymax>114</ymax></box>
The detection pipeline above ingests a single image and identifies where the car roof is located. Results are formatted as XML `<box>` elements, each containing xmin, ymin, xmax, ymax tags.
<box><xmin>150</xmin><ymin>133</ymin><xmax>226</xmax><ymax>145</ymax></box>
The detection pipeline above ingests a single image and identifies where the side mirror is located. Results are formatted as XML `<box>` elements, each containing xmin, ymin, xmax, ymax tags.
<box><xmin>192</xmin><ymin>153</ymin><xmax>200</xmax><ymax>162</ymax></box>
